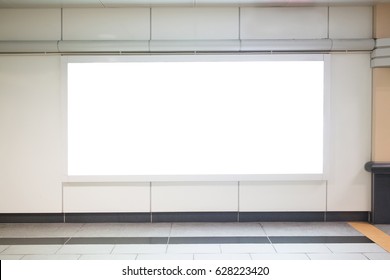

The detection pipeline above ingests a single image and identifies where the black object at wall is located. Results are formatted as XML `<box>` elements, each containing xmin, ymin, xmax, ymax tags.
<box><xmin>365</xmin><ymin>161</ymin><xmax>390</xmax><ymax>224</ymax></box>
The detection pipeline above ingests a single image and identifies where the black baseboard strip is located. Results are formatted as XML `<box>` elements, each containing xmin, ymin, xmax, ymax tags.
<box><xmin>65</xmin><ymin>212</ymin><xmax>151</xmax><ymax>223</ymax></box>
<box><xmin>0</xmin><ymin>211</ymin><xmax>371</xmax><ymax>223</ymax></box>
<box><xmin>0</xmin><ymin>213</ymin><xmax>64</xmax><ymax>223</ymax></box>
<box><xmin>239</xmin><ymin>212</ymin><xmax>325</xmax><ymax>222</ymax></box>
<box><xmin>152</xmin><ymin>212</ymin><xmax>238</xmax><ymax>223</ymax></box>
<box><xmin>325</xmin><ymin>211</ymin><xmax>370</xmax><ymax>222</ymax></box>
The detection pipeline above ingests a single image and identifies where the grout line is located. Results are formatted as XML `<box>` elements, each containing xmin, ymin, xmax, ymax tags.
<box><xmin>348</xmin><ymin>222</ymin><xmax>390</xmax><ymax>253</ymax></box>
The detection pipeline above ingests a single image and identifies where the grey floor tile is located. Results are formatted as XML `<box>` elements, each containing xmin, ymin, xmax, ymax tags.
<box><xmin>2</xmin><ymin>245</ymin><xmax>62</xmax><ymax>255</ymax></box>
<box><xmin>261</xmin><ymin>222</ymin><xmax>363</xmax><ymax>236</ymax></box>
<box><xmin>74</xmin><ymin>223</ymin><xmax>171</xmax><ymax>237</ymax></box>
<box><xmin>364</xmin><ymin>253</ymin><xmax>390</xmax><ymax>260</ymax></box>
<box><xmin>0</xmin><ymin>245</ymin><xmax>9</xmax><ymax>253</ymax></box>
<box><xmin>79</xmin><ymin>254</ymin><xmax>137</xmax><ymax>260</ymax></box>
<box><xmin>308</xmin><ymin>253</ymin><xmax>368</xmax><ymax>260</ymax></box>
<box><xmin>0</xmin><ymin>255</ymin><xmax>24</xmax><ymax>260</ymax></box>
<box><xmin>221</xmin><ymin>244</ymin><xmax>276</xmax><ymax>254</ymax></box>
<box><xmin>171</xmin><ymin>223</ymin><xmax>266</xmax><ymax>237</ymax></box>
<box><xmin>167</xmin><ymin>244</ymin><xmax>221</xmax><ymax>254</ymax></box>
<box><xmin>56</xmin><ymin>245</ymin><xmax>114</xmax><ymax>255</ymax></box>
<box><xmin>22</xmin><ymin>254</ymin><xmax>81</xmax><ymax>260</ymax></box>
<box><xmin>194</xmin><ymin>254</ymin><xmax>251</xmax><ymax>260</ymax></box>
<box><xmin>136</xmin><ymin>254</ymin><xmax>194</xmax><ymax>260</ymax></box>
<box><xmin>251</xmin><ymin>253</ymin><xmax>309</xmax><ymax>260</ymax></box>
<box><xmin>326</xmin><ymin>243</ymin><xmax>387</xmax><ymax>253</ymax></box>
<box><xmin>113</xmin><ymin>244</ymin><xmax>167</xmax><ymax>254</ymax></box>
<box><xmin>0</xmin><ymin>223</ymin><xmax>83</xmax><ymax>238</ymax></box>
<box><xmin>274</xmin><ymin>244</ymin><xmax>331</xmax><ymax>253</ymax></box>
<box><xmin>375</xmin><ymin>225</ymin><xmax>390</xmax><ymax>235</ymax></box>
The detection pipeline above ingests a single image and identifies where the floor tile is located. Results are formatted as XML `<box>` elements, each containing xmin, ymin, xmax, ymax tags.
<box><xmin>375</xmin><ymin>225</ymin><xmax>390</xmax><ymax>235</ymax></box>
<box><xmin>261</xmin><ymin>222</ymin><xmax>363</xmax><ymax>236</ymax></box>
<box><xmin>0</xmin><ymin>223</ymin><xmax>83</xmax><ymax>238</ymax></box>
<box><xmin>136</xmin><ymin>254</ymin><xmax>194</xmax><ymax>260</ymax></box>
<box><xmin>194</xmin><ymin>254</ymin><xmax>251</xmax><ymax>260</ymax></box>
<box><xmin>112</xmin><ymin>244</ymin><xmax>167</xmax><ymax>254</ymax></box>
<box><xmin>74</xmin><ymin>223</ymin><xmax>171</xmax><ymax>237</ymax></box>
<box><xmin>22</xmin><ymin>254</ymin><xmax>80</xmax><ymax>260</ymax></box>
<box><xmin>167</xmin><ymin>244</ymin><xmax>221</xmax><ymax>254</ymax></box>
<box><xmin>269</xmin><ymin>236</ymin><xmax>372</xmax><ymax>244</ymax></box>
<box><xmin>0</xmin><ymin>238</ymin><xmax>69</xmax><ymax>245</ymax></box>
<box><xmin>2</xmin><ymin>245</ymin><xmax>62</xmax><ymax>255</ymax></box>
<box><xmin>169</xmin><ymin>237</ymin><xmax>269</xmax><ymax>244</ymax></box>
<box><xmin>364</xmin><ymin>253</ymin><xmax>390</xmax><ymax>260</ymax></box>
<box><xmin>221</xmin><ymin>244</ymin><xmax>276</xmax><ymax>254</ymax></box>
<box><xmin>251</xmin><ymin>253</ymin><xmax>309</xmax><ymax>260</ymax></box>
<box><xmin>79</xmin><ymin>254</ymin><xmax>137</xmax><ymax>260</ymax></box>
<box><xmin>171</xmin><ymin>223</ymin><xmax>265</xmax><ymax>237</ymax></box>
<box><xmin>273</xmin><ymin>244</ymin><xmax>331</xmax><ymax>253</ymax></box>
<box><xmin>56</xmin><ymin>245</ymin><xmax>114</xmax><ymax>255</ymax></box>
<box><xmin>326</xmin><ymin>243</ymin><xmax>387</xmax><ymax>253</ymax></box>
<box><xmin>0</xmin><ymin>255</ymin><xmax>24</xmax><ymax>260</ymax></box>
<box><xmin>0</xmin><ymin>245</ymin><xmax>9</xmax><ymax>253</ymax></box>
<box><xmin>308</xmin><ymin>253</ymin><xmax>368</xmax><ymax>260</ymax></box>
<box><xmin>67</xmin><ymin>237</ymin><xmax>168</xmax><ymax>245</ymax></box>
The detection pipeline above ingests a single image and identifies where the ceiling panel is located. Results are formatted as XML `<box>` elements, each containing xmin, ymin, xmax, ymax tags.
<box><xmin>0</xmin><ymin>0</ymin><xmax>389</xmax><ymax>8</ymax></box>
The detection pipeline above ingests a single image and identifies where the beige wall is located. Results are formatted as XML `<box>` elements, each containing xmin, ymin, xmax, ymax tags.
<box><xmin>373</xmin><ymin>4</ymin><xmax>390</xmax><ymax>161</ymax></box>
<box><xmin>374</xmin><ymin>4</ymin><xmax>390</xmax><ymax>38</ymax></box>
<box><xmin>373</xmin><ymin>68</ymin><xmax>390</xmax><ymax>161</ymax></box>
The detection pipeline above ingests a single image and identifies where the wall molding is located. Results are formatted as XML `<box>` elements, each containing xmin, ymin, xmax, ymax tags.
<box><xmin>371</xmin><ymin>38</ymin><xmax>390</xmax><ymax>67</ymax></box>
<box><xmin>0</xmin><ymin>39</ymin><xmax>375</xmax><ymax>54</ymax></box>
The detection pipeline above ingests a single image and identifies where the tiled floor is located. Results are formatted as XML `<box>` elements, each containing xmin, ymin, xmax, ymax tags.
<box><xmin>0</xmin><ymin>222</ymin><xmax>389</xmax><ymax>260</ymax></box>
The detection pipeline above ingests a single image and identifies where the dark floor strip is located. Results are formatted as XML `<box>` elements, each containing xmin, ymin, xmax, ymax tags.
<box><xmin>0</xmin><ymin>236</ymin><xmax>374</xmax><ymax>245</ymax></box>
<box><xmin>0</xmin><ymin>238</ymin><xmax>69</xmax><ymax>245</ymax></box>
<box><xmin>169</xmin><ymin>237</ymin><xmax>270</xmax><ymax>244</ymax></box>
<box><xmin>66</xmin><ymin>237</ymin><xmax>168</xmax><ymax>245</ymax></box>
<box><xmin>269</xmin><ymin>236</ymin><xmax>373</xmax><ymax>244</ymax></box>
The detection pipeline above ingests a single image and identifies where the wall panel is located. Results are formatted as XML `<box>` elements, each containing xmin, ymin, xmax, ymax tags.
<box><xmin>63</xmin><ymin>184</ymin><xmax>150</xmax><ymax>212</ymax></box>
<box><xmin>329</xmin><ymin>6</ymin><xmax>372</xmax><ymax>39</ymax></box>
<box><xmin>0</xmin><ymin>9</ymin><xmax>61</xmax><ymax>40</ymax></box>
<box><xmin>0</xmin><ymin>56</ymin><xmax>62</xmax><ymax>213</ymax></box>
<box><xmin>152</xmin><ymin>7</ymin><xmax>239</xmax><ymax>40</ymax></box>
<box><xmin>63</xmin><ymin>8</ymin><xmax>150</xmax><ymax>40</ymax></box>
<box><xmin>152</xmin><ymin>182</ymin><xmax>238</xmax><ymax>212</ymax></box>
<box><xmin>240</xmin><ymin>7</ymin><xmax>328</xmax><ymax>39</ymax></box>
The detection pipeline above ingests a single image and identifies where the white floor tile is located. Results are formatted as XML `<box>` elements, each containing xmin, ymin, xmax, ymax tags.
<box><xmin>79</xmin><ymin>254</ymin><xmax>137</xmax><ymax>260</ymax></box>
<box><xmin>56</xmin><ymin>245</ymin><xmax>114</xmax><ymax>255</ymax></box>
<box><xmin>167</xmin><ymin>244</ymin><xmax>221</xmax><ymax>254</ymax></box>
<box><xmin>221</xmin><ymin>244</ymin><xmax>276</xmax><ymax>254</ymax></box>
<box><xmin>112</xmin><ymin>244</ymin><xmax>167</xmax><ymax>254</ymax></box>
<box><xmin>326</xmin><ymin>243</ymin><xmax>387</xmax><ymax>253</ymax></box>
<box><xmin>251</xmin><ymin>253</ymin><xmax>309</xmax><ymax>260</ymax></box>
<box><xmin>136</xmin><ymin>254</ymin><xmax>194</xmax><ymax>260</ymax></box>
<box><xmin>2</xmin><ymin>245</ymin><xmax>62</xmax><ymax>255</ymax></box>
<box><xmin>171</xmin><ymin>223</ymin><xmax>266</xmax><ymax>237</ymax></box>
<box><xmin>274</xmin><ymin>244</ymin><xmax>331</xmax><ymax>253</ymax></box>
<box><xmin>22</xmin><ymin>254</ymin><xmax>81</xmax><ymax>260</ymax></box>
<box><xmin>364</xmin><ymin>253</ymin><xmax>390</xmax><ymax>260</ymax></box>
<box><xmin>195</xmin><ymin>254</ymin><xmax>251</xmax><ymax>260</ymax></box>
<box><xmin>261</xmin><ymin>222</ymin><xmax>362</xmax><ymax>236</ymax></box>
<box><xmin>308</xmin><ymin>253</ymin><xmax>368</xmax><ymax>260</ymax></box>
<box><xmin>0</xmin><ymin>255</ymin><xmax>24</xmax><ymax>260</ymax></box>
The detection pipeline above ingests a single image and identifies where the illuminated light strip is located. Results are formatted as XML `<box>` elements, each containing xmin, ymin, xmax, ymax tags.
<box><xmin>348</xmin><ymin>222</ymin><xmax>390</xmax><ymax>252</ymax></box>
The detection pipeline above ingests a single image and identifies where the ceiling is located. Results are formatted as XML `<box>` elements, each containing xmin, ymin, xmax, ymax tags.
<box><xmin>0</xmin><ymin>0</ymin><xmax>390</xmax><ymax>8</ymax></box>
